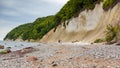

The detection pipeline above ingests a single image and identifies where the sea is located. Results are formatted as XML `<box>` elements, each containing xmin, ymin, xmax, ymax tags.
<box><xmin>0</xmin><ymin>41</ymin><xmax>39</xmax><ymax>51</ymax></box>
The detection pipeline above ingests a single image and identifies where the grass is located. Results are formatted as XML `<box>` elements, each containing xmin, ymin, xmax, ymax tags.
<box><xmin>0</xmin><ymin>50</ymin><xmax>8</xmax><ymax>54</ymax></box>
<box><xmin>103</xmin><ymin>0</ymin><xmax>117</xmax><ymax>10</ymax></box>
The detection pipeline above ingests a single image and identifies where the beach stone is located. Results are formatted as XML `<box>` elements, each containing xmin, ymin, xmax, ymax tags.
<box><xmin>83</xmin><ymin>65</ymin><xmax>89</xmax><ymax>68</ymax></box>
<box><xmin>0</xmin><ymin>47</ymin><xmax>11</xmax><ymax>54</ymax></box>
<box><xmin>107</xmin><ymin>66</ymin><xmax>112</xmax><ymax>68</ymax></box>
<box><xmin>116</xmin><ymin>66</ymin><xmax>120</xmax><ymax>68</ymax></box>
<box><xmin>5</xmin><ymin>47</ymin><xmax>11</xmax><ymax>53</ymax></box>
<box><xmin>20</xmin><ymin>47</ymin><xmax>34</xmax><ymax>54</ymax></box>
<box><xmin>92</xmin><ymin>64</ymin><xmax>97</xmax><ymax>68</ymax></box>
<box><xmin>27</xmin><ymin>56</ymin><xmax>38</xmax><ymax>61</ymax></box>
<box><xmin>52</xmin><ymin>64</ymin><xmax>58</xmax><ymax>67</ymax></box>
<box><xmin>116</xmin><ymin>40</ymin><xmax>120</xmax><ymax>45</ymax></box>
<box><xmin>21</xmin><ymin>49</ymin><xmax>30</xmax><ymax>54</ymax></box>
<box><xmin>0</xmin><ymin>45</ymin><xmax>4</xmax><ymax>49</ymax></box>
<box><xmin>98</xmin><ymin>65</ymin><xmax>105</xmax><ymax>68</ymax></box>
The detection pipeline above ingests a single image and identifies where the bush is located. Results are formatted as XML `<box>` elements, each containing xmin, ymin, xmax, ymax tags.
<box><xmin>105</xmin><ymin>24</ymin><xmax>120</xmax><ymax>43</ymax></box>
<box><xmin>94</xmin><ymin>39</ymin><xmax>104</xmax><ymax>43</ymax></box>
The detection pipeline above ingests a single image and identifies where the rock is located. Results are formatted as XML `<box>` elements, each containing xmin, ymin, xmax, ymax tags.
<box><xmin>5</xmin><ymin>47</ymin><xmax>11</xmax><ymax>53</ymax></box>
<box><xmin>72</xmin><ymin>40</ymin><xmax>79</xmax><ymax>43</ymax></box>
<box><xmin>21</xmin><ymin>49</ymin><xmax>30</xmax><ymax>54</ymax></box>
<box><xmin>115</xmin><ymin>66</ymin><xmax>120</xmax><ymax>68</ymax></box>
<box><xmin>51</xmin><ymin>61</ymin><xmax>55</xmax><ymax>64</ymax></box>
<box><xmin>27</xmin><ymin>56</ymin><xmax>38</xmax><ymax>61</ymax></box>
<box><xmin>52</xmin><ymin>64</ymin><xmax>57</xmax><ymax>67</ymax></box>
<box><xmin>0</xmin><ymin>47</ymin><xmax>11</xmax><ymax>54</ymax></box>
<box><xmin>83</xmin><ymin>65</ymin><xmax>89</xmax><ymax>68</ymax></box>
<box><xmin>0</xmin><ymin>47</ymin><xmax>12</xmax><ymax>54</ymax></box>
<box><xmin>92</xmin><ymin>64</ymin><xmax>97</xmax><ymax>68</ymax></box>
<box><xmin>98</xmin><ymin>65</ymin><xmax>105</xmax><ymax>68</ymax></box>
<box><xmin>69</xmin><ymin>57</ymin><xmax>73</xmax><ymax>60</ymax></box>
<box><xmin>20</xmin><ymin>44</ymin><xmax>24</xmax><ymax>46</ymax></box>
<box><xmin>0</xmin><ymin>45</ymin><xmax>4</xmax><ymax>49</ymax></box>
<box><xmin>116</xmin><ymin>40</ymin><xmax>120</xmax><ymax>45</ymax></box>
<box><xmin>20</xmin><ymin>47</ymin><xmax>34</xmax><ymax>54</ymax></box>
<box><xmin>24</xmin><ymin>47</ymin><xmax>33</xmax><ymax>49</ymax></box>
<box><xmin>58</xmin><ymin>40</ymin><xmax>61</xmax><ymax>43</ymax></box>
<box><xmin>107</xmin><ymin>66</ymin><xmax>112</xmax><ymax>68</ymax></box>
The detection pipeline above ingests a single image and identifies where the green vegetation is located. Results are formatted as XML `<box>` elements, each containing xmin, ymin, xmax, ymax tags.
<box><xmin>105</xmin><ymin>25</ymin><xmax>120</xmax><ymax>43</ymax></box>
<box><xmin>4</xmin><ymin>16</ymin><xmax>56</xmax><ymax>40</ymax></box>
<box><xmin>103</xmin><ymin>0</ymin><xmax>117</xmax><ymax>10</ymax></box>
<box><xmin>94</xmin><ymin>39</ymin><xmax>104</xmax><ymax>43</ymax></box>
<box><xmin>0</xmin><ymin>50</ymin><xmax>8</xmax><ymax>54</ymax></box>
<box><xmin>5</xmin><ymin>23</ymin><xmax>33</xmax><ymax>40</ymax></box>
<box><xmin>56</xmin><ymin>0</ymin><xmax>101</xmax><ymax>23</ymax></box>
<box><xmin>5</xmin><ymin>0</ymin><xmax>118</xmax><ymax>41</ymax></box>
<box><xmin>94</xmin><ymin>24</ymin><xmax>120</xmax><ymax>44</ymax></box>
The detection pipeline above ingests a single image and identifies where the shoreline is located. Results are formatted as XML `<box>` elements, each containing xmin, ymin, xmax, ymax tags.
<box><xmin>0</xmin><ymin>41</ymin><xmax>40</xmax><ymax>51</ymax></box>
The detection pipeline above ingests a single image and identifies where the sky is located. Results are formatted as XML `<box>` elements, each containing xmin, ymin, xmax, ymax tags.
<box><xmin>0</xmin><ymin>0</ymin><xmax>69</xmax><ymax>40</ymax></box>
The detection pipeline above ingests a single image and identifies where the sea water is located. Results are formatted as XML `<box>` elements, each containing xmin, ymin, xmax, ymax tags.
<box><xmin>0</xmin><ymin>41</ymin><xmax>39</xmax><ymax>51</ymax></box>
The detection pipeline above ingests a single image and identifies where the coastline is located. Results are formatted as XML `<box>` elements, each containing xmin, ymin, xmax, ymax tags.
<box><xmin>0</xmin><ymin>41</ymin><xmax>39</xmax><ymax>51</ymax></box>
<box><xmin>4</xmin><ymin>38</ymin><xmax>42</xmax><ymax>43</ymax></box>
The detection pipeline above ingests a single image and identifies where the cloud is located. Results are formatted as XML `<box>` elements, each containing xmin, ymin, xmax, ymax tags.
<box><xmin>1</xmin><ymin>9</ymin><xmax>20</xmax><ymax>17</ymax></box>
<box><xmin>0</xmin><ymin>0</ymin><xmax>69</xmax><ymax>17</ymax></box>
<box><xmin>0</xmin><ymin>19</ymin><xmax>22</xmax><ymax>27</ymax></box>
<box><xmin>0</xmin><ymin>0</ymin><xmax>69</xmax><ymax>40</ymax></box>
<box><xmin>0</xmin><ymin>28</ymin><xmax>11</xmax><ymax>40</ymax></box>
<box><xmin>0</xmin><ymin>19</ymin><xmax>23</xmax><ymax>40</ymax></box>
<box><xmin>43</xmin><ymin>0</ymin><xmax>69</xmax><ymax>5</ymax></box>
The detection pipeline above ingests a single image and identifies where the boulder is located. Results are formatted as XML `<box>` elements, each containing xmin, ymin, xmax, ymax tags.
<box><xmin>5</xmin><ymin>47</ymin><xmax>11</xmax><ymax>53</ymax></box>
<box><xmin>20</xmin><ymin>47</ymin><xmax>34</xmax><ymax>54</ymax></box>
<box><xmin>27</xmin><ymin>56</ymin><xmax>38</xmax><ymax>61</ymax></box>
<box><xmin>0</xmin><ymin>47</ymin><xmax>11</xmax><ymax>54</ymax></box>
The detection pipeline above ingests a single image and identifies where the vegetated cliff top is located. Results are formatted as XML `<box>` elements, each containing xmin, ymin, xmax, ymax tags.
<box><xmin>4</xmin><ymin>0</ymin><xmax>119</xmax><ymax>41</ymax></box>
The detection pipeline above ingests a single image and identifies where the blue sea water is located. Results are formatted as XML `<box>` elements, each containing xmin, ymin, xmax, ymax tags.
<box><xmin>0</xmin><ymin>41</ymin><xmax>39</xmax><ymax>51</ymax></box>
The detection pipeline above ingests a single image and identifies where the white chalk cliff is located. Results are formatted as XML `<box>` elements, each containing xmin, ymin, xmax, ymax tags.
<box><xmin>40</xmin><ymin>2</ymin><xmax>120</xmax><ymax>43</ymax></box>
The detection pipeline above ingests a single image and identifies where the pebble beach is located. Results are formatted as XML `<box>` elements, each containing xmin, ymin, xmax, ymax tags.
<box><xmin>0</xmin><ymin>42</ymin><xmax>120</xmax><ymax>68</ymax></box>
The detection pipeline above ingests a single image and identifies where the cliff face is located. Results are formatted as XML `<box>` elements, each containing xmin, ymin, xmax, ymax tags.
<box><xmin>40</xmin><ymin>2</ymin><xmax>120</xmax><ymax>43</ymax></box>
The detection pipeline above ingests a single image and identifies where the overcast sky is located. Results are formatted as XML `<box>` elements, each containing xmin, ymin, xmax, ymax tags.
<box><xmin>0</xmin><ymin>0</ymin><xmax>69</xmax><ymax>40</ymax></box>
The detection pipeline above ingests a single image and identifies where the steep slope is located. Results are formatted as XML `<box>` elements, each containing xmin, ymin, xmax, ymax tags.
<box><xmin>40</xmin><ymin>2</ymin><xmax>120</xmax><ymax>43</ymax></box>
